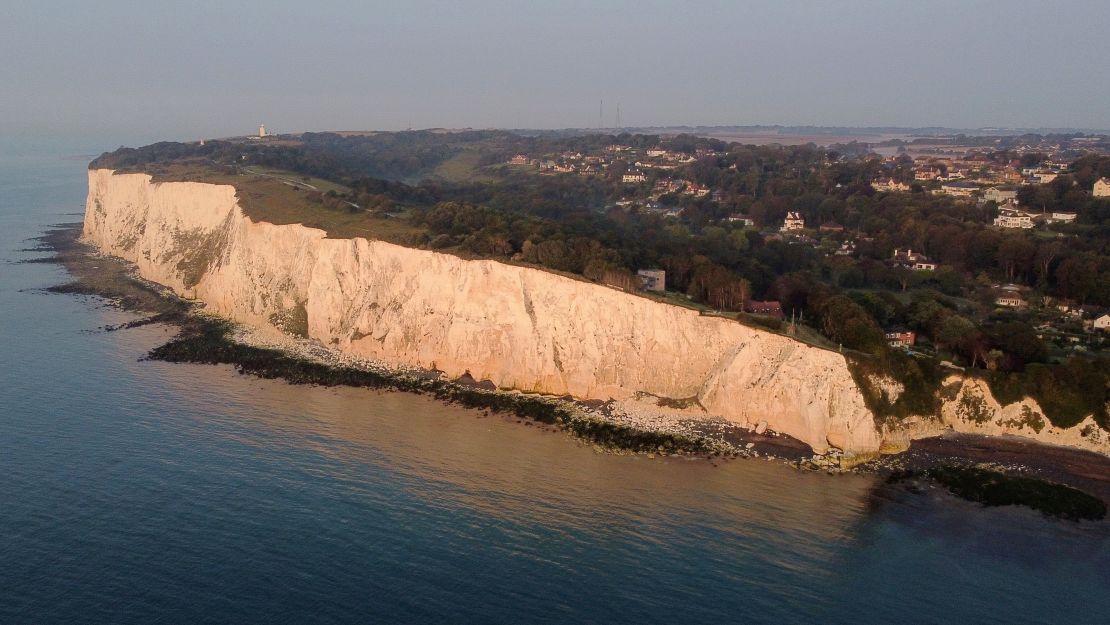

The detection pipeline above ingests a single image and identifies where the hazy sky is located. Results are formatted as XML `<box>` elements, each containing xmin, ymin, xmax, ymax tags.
<box><xmin>3</xmin><ymin>0</ymin><xmax>1109</xmax><ymax>147</ymax></box>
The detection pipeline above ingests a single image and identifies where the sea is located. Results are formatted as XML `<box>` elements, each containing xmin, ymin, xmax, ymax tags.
<box><xmin>1</xmin><ymin>144</ymin><xmax>1108</xmax><ymax>625</ymax></box>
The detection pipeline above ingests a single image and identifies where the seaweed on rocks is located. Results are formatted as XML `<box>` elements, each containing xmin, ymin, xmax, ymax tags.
<box><xmin>145</xmin><ymin>315</ymin><xmax>715</xmax><ymax>455</ymax></box>
<box><xmin>888</xmin><ymin>465</ymin><xmax>1107</xmax><ymax>521</ymax></box>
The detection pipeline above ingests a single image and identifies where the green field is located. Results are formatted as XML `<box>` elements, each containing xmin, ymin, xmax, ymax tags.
<box><xmin>142</xmin><ymin>162</ymin><xmax>426</xmax><ymax>242</ymax></box>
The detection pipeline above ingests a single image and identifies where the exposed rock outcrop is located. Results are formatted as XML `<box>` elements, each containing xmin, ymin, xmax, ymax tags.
<box><xmin>82</xmin><ymin>169</ymin><xmax>1110</xmax><ymax>458</ymax></box>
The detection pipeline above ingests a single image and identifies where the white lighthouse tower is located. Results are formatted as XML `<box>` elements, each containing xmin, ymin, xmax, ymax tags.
<box><xmin>258</xmin><ymin>124</ymin><xmax>267</xmax><ymax>138</ymax></box>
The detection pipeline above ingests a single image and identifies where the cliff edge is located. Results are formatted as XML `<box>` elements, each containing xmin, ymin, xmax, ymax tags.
<box><xmin>83</xmin><ymin>169</ymin><xmax>1110</xmax><ymax>458</ymax></box>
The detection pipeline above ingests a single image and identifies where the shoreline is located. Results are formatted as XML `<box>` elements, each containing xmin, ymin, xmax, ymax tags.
<box><xmin>32</xmin><ymin>222</ymin><xmax>1110</xmax><ymax>518</ymax></box>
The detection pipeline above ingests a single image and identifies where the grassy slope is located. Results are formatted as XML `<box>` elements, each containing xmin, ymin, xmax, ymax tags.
<box><xmin>130</xmin><ymin>162</ymin><xmax>426</xmax><ymax>243</ymax></box>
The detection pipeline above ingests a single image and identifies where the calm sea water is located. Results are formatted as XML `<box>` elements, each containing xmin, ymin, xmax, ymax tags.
<box><xmin>1</xmin><ymin>146</ymin><xmax>1108</xmax><ymax>625</ymax></box>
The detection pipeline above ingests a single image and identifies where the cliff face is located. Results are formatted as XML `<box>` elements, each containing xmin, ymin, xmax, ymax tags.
<box><xmin>83</xmin><ymin>170</ymin><xmax>1110</xmax><ymax>458</ymax></box>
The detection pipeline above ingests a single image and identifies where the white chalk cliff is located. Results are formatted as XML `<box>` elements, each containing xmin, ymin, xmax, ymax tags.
<box><xmin>83</xmin><ymin>169</ymin><xmax>1110</xmax><ymax>458</ymax></box>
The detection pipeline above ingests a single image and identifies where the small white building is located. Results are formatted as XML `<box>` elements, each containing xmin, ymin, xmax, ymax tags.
<box><xmin>996</xmin><ymin>293</ymin><xmax>1027</xmax><ymax>308</ymax></box>
<box><xmin>1093</xmin><ymin>314</ymin><xmax>1110</xmax><ymax>331</ymax></box>
<box><xmin>637</xmin><ymin>269</ymin><xmax>666</xmax><ymax>292</ymax></box>
<box><xmin>622</xmin><ymin>171</ymin><xmax>647</xmax><ymax>184</ymax></box>
<box><xmin>995</xmin><ymin>284</ymin><xmax>1028</xmax><ymax>308</ymax></box>
<box><xmin>1047</xmin><ymin>212</ymin><xmax>1078</xmax><ymax>224</ymax></box>
<box><xmin>1094</xmin><ymin>178</ymin><xmax>1110</xmax><ymax>198</ymax></box>
<box><xmin>259</xmin><ymin>124</ymin><xmax>267</xmax><ymax>138</ymax></box>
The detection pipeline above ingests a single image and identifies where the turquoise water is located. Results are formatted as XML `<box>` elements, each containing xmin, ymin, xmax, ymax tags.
<box><xmin>1</xmin><ymin>147</ymin><xmax>1108</xmax><ymax>625</ymax></box>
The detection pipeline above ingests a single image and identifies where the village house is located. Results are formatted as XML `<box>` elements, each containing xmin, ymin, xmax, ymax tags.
<box><xmin>891</xmin><ymin>248</ymin><xmax>936</xmax><ymax>271</ymax></box>
<box><xmin>683</xmin><ymin>182</ymin><xmax>710</xmax><ymax>197</ymax></box>
<box><xmin>914</xmin><ymin>168</ymin><xmax>941</xmax><ymax>181</ymax></box>
<box><xmin>1094</xmin><ymin>177</ymin><xmax>1110</xmax><ymax>198</ymax></box>
<box><xmin>983</xmin><ymin>186</ymin><xmax>1018</xmax><ymax>204</ymax></box>
<box><xmin>507</xmin><ymin>154</ymin><xmax>531</xmax><ymax>166</ymax></box>
<box><xmin>780</xmin><ymin>211</ymin><xmax>806</xmax><ymax>232</ymax></box>
<box><xmin>1046</xmin><ymin>212</ymin><xmax>1078</xmax><ymax>225</ymax></box>
<box><xmin>744</xmin><ymin>300</ymin><xmax>785</xmax><ymax>320</ymax></box>
<box><xmin>622</xmin><ymin>171</ymin><xmax>646</xmax><ymax>184</ymax></box>
<box><xmin>1093</xmin><ymin>314</ymin><xmax>1110</xmax><ymax>331</ymax></box>
<box><xmin>871</xmin><ymin>178</ymin><xmax>911</xmax><ymax>193</ymax></box>
<box><xmin>636</xmin><ymin>269</ymin><xmax>666</xmax><ymax>292</ymax></box>
<box><xmin>938</xmin><ymin>181</ymin><xmax>979</xmax><ymax>197</ymax></box>
<box><xmin>994</xmin><ymin>285</ymin><xmax>1027</xmax><ymax>308</ymax></box>
<box><xmin>1056</xmin><ymin>299</ymin><xmax>1081</xmax><ymax>318</ymax></box>
<box><xmin>994</xmin><ymin>205</ymin><xmax>1036</xmax><ymax>229</ymax></box>
<box><xmin>834</xmin><ymin>240</ymin><xmax>857</xmax><ymax>256</ymax></box>
<box><xmin>653</xmin><ymin>179</ymin><xmax>681</xmax><ymax>194</ymax></box>
<box><xmin>1031</xmin><ymin>170</ymin><xmax>1058</xmax><ymax>184</ymax></box>
<box><xmin>885</xmin><ymin>330</ymin><xmax>916</xmax><ymax>348</ymax></box>
<box><xmin>727</xmin><ymin>214</ymin><xmax>755</xmax><ymax>226</ymax></box>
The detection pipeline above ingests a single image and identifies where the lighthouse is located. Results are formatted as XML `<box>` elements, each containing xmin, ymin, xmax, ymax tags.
<box><xmin>258</xmin><ymin>124</ymin><xmax>267</xmax><ymax>138</ymax></box>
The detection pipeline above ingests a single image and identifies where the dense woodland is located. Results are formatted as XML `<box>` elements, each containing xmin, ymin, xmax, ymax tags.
<box><xmin>92</xmin><ymin>131</ymin><xmax>1110</xmax><ymax>428</ymax></box>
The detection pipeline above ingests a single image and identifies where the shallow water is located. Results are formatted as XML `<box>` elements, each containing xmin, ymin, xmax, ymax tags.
<box><xmin>1</xmin><ymin>147</ymin><xmax>1108</xmax><ymax>624</ymax></box>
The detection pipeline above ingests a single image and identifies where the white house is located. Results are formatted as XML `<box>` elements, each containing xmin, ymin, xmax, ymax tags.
<box><xmin>1094</xmin><ymin>178</ymin><xmax>1110</xmax><ymax>198</ymax></box>
<box><xmin>1032</xmin><ymin>171</ymin><xmax>1058</xmax><ymax>184</ymax></box>
<box><xmin>994</xmin><ymin>284</ymin><xmax>1028</xmax><ymax>308</ymax></box>
<box><xmin>983</xmin><ymin>186</ymin><xmax>1018</xmax><ymax>204</ymax></box>
<box><xmin>892</xmin><ymin>248</ymin><xmax>937</xmax><ymax>271</ymax></box>
<box><xmin>939</xmin><ymin>181</ymin><xmax>978</xmax><ymax>196</ymax></box>
<box><xmin>994</xmin><ymin>206</ymin><xmax>1036</xmax><ymax>229</ymax></box>
<box><xmin>780</xmin><ymin>211</ymin><xmax>806</xmax><ymax>232</ymax></box>
<box><xmin>1093</xmin><ymin>314</ymin><xmax>1110</xmax><ymax>331</ymax></box>
<box><xmin>622</xmin><ymin>171</ymin><xmax>646</xmax><ymax>184</ymax></box>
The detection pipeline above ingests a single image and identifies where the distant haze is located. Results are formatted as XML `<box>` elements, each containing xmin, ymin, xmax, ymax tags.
<box><xmin>3</xmin><ymin>0</ymin><xmax>1109</xmax><ymax>148</ymax></box>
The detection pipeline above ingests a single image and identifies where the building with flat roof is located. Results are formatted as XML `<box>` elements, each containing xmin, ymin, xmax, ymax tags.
<box><xmin>636</xmin><ymin>269</ymin><xmax>665</xmax><ymax>292</ymax></box>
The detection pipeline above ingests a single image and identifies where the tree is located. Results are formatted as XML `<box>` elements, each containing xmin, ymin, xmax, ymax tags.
<box><xmin>1056</xmin><ymin>254</ymin><xmax>1101</xmax><ymax>304</ymax></box>
<box><xmin>995</xmin><ymin>235</ymin><xmax>1036</xmax><ymax>282</ymax></box>
<box><xmin>1018</xmin><ymin>184</ymin><xmax>1056</xmax><ymax>213</ymax></box>
<box><xmin>1035</xmin><ymin>241</ymin><xmax>1063</xmax><ymax>287</ymax></box>
<box><xmin>987</xmin><ymin>321</ymin><xmax>1047</xmax><ymax>371</ymax></box>
<box><xmin>916</xmin><ymin>311</ymin><xmax>985</xmax><ymax>367</ymax></box>
<box><xmin>815</xmin><ymin>295</ymin><xmax>885</xmax><ymax>353</ymax></box>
